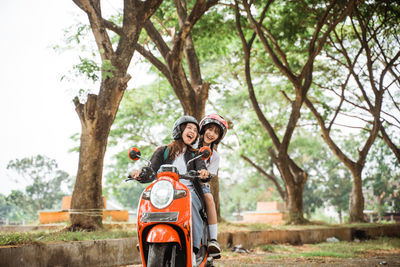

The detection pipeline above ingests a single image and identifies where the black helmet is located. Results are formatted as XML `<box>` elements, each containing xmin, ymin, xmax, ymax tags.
<box><xmin>172</xmin><ymin>115</ymin><xmax>200</xmax><ymax>140</ymax></box>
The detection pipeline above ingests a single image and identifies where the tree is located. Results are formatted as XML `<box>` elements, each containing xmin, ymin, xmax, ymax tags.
<box><xmin>0</xmin><ymin>193</ymin><xmax>26</xmax><ymax>223</ymax></box>
<box><xmin>364</xmin><ymin>139</ymin><xmax>400</xmax><ymax>218</ymax></box>
<box><xmin>69</xmin><ymin>0</ymin><xmax>163</xmax><ymax>230</ymax></box>
<box><xmin>0</xmin><ymin>194</ymin><xmax>8</xmax><ymax>219</ymax></box>
<box><xmin>305</xmin><ymin>0</ymin><xmax>400</xmax><ymax>221</ymax></box>
<box><xmin>369</xmin><ymin>1</ymin><xmax>400</xmax><ymax>163</ymax></box>
<box><xmin>5</xmin><ymin>155</ymin><xmax>71</xmax><ymax>222</ymax></box>
<box><xmin>2</xmin><ymin>191</ymin><xmax>29</xmax><ymax>222</ymax></box>
<box><xmin>233</xmin><ymin>0</ymin><xmax>358</xmax><ymax>223</ymax></box>
<box><xmin>321</xmin><ymin>161</ymin><xmax>352</xmax><ymax>223</ymax></box>
<box><xmin>135</xmin><ymin>0</ymin><xmax>218</xmax><ymax>121</ymax></box>
<box><xmin>104</xmin><ymin>80</ymin><xmax>181</xmax><ymax>209</ymax></box>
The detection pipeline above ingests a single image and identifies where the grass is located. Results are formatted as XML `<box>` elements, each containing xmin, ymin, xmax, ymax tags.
<box><xmin>315</xmin><ymin>236</ymin><xmax>400</xmax><ymax>255</ymax></box>
<box><xmin>253</xmin><ymin>237</ymin><xmax>400</xmax><ymax>260</ymax></box>
<box><xmin>0</xmin><ymin>228</ymin><xmax>137</xmax><ymax>246</ymax></box>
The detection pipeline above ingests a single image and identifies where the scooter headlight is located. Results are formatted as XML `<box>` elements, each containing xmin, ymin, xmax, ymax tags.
<box><xmin>150</xmin><ymin>180</ymin><xmax>174</xmax><ymax>209</ymax></box>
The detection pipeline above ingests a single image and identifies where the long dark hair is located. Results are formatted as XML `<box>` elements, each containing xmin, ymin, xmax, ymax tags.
<box><xmin>167</xmin><ymin>124</ymin><xmax>198</xmax><ymax>160</ymax></box>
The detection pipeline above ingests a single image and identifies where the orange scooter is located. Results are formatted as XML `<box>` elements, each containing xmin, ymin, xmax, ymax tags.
<box><xmin>127</xmin><ymin>146</ymin><xmax>214</xmax><ymax>267</ymax></box>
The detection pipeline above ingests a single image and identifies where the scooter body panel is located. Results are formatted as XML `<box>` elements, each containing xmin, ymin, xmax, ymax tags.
<box><xmin>137</xmin><ymin>173</ymin><xmax>195</xmax><ymax>266</ymax></box>
<box><xmin>146</xmin><ymin>224</ymin><xmax>181</xmax><ymax>245</ymax></box>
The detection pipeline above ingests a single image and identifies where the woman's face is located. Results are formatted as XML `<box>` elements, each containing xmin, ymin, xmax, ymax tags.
<box><xmin>182</xmin><ymin>123</ymin><xmax>198</xmax><ymax>145</ymax></box>
<box><xmin>203</xmin><ymin>124</ymin><xmax>220</xmax><ymax>146</ymax></box>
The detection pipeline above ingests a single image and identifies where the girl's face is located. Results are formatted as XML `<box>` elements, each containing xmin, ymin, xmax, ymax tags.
<box><xmin>182</xmin><ymin>123</ymin><xmax>198</xmax><ymax>145</ymax></box>
<box><xmin>203</xmin><ymin>124</ymin><xmax>221</xmax><ymax>146</ymax></box>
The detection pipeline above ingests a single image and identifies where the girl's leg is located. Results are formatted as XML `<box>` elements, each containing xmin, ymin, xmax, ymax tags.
<box><xmin>204</xmin><ymin>193</ymin><xmax>217</xmax><ymax>225</ymax></box>
<box><xmin>204</xmin><ymin>192</ymin><xmax>221</xmax><ymax>258</ymax></box>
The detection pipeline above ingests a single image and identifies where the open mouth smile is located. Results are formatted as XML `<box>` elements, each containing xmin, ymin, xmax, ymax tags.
<box><xmin>206</xmin><ymin>135</ymin><xmax>215</xmax><ymax>142</ymax></box>
<box><xmin>185</xmin><ymin>132</ymin><xmax>196</xmax><ymax>142</ymax></box>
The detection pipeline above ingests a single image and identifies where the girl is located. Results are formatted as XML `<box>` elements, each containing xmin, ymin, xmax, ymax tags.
<box><xmin>198</xmin><ymin>114</ymin><xmax>228</xmax><ymax>259</ymax></box>
<box><xmin>130</xmin><ymin>115</ymin><xmax>210</xmax><ymax>260</ymax></box>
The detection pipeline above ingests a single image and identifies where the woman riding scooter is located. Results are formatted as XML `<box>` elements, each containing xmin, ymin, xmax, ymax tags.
<box><xmin>198</xmin><ymin>113</ymin><xmax>228</xmax><ymax>259</ymax></box>
<box><xmin>130</xmin><ymin>115</ymin><xmax>210</xmax><ymax>265</ymax></box>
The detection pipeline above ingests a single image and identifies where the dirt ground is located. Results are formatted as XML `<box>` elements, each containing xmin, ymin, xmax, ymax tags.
<box><xmin>213</xmin><ymin>247</ymin><xmax>400</xmax><ymax>267</ymax></box>
<box><xmin>127</xmin><ymin>248</ymin><xmax>400</xmax><ymax>267</ymax></box>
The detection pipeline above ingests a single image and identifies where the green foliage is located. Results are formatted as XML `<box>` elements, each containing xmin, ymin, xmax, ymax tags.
<box><xmin>104</xmin><ymin>79</ymin><xmax>181</xmax><ymax>209</ymax></box>
<box><xmin>64</xmin><ymin>22</ymin><xmax>92</xmax><ymax>46</ymax></box>
<box><xmin>191</xmin><ymin>10</ymin><xmax>238</xmax><ymax>63</ymax></box>
<box><xmin>0</xmin><ymin>191</ymin><xmax>27</xmax><ymax>222</ymax></box>
<box><xmin>4</xmin><ymin>155</ymin><xmax>72</xmax><ymax>223</ymax></box>
<box><xmin>73</xmin><ymin>57</ymin><xmax>100</xmax><ymax>82</ymax></box>
<box><xmin>73</xmin><ymin>58</ymin><xmax>116</xmax><ymax>82</ymax></box>
<box><xmin>320</xmin><ymin>161</ymin><xmax>352</xmax><ymax>222</ymax></box>
<box><xmin>364</xmin><ymin>139</ymin><xmax>400</xmax><ymax>213</ymax></box>
<box><xmin>101</xmin><ymin>60</ymin><xmax>116</xmax><ymax>79</ymax></box>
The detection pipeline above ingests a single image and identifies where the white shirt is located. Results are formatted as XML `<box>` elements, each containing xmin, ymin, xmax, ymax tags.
<box><xmin>205</xmin><ymin>150</ymin><xmax>220</xmax><ymax>175</ymax></box>
<box><xmin>172</xmin><ymin>149</ymin><xmax>192</xmax><ymax>187</ymax></box>
<box><xmin>173</xmin><ymin>152</ymin><xmax>188</xmax><ymax>175</ymax></box>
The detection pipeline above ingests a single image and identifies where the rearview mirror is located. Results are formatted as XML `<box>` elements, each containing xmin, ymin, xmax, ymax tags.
<box><xmin>129</xmin><ymin>147</ymin><xmax>141</xmax><ymax>161</ymax></box>
<box><xmin>199</xmin><ymin>146</ymin><xmax>212</xmax><ymax>160</ymax></box>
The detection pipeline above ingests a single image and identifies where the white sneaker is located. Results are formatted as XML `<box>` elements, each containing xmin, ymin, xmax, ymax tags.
<box><xmin>208</xmin><ymin>239</ymin><xmax>221</xmax><ymax>259</ymax></box>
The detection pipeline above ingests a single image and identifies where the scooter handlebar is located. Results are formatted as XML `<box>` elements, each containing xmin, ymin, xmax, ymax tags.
<box><xmin>180</xmin><ymin>171</ymin><xmax>213</xmax><ymax>182</ymax></box>
<box><xmin>126</xmin><ymin>169</ymin><xmax>213</xmax><ymax>183</ymax></box>
<box><xmin>126</xmin><ymin>166</ymin><xmax>156</xmax><ymax>183</ymax></box>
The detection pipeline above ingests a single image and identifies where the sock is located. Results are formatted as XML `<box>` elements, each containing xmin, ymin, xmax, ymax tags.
<box><xmin>208</xmin><ymin>224</ymin><xmax>218</xmax><ymax>241</ymax></box>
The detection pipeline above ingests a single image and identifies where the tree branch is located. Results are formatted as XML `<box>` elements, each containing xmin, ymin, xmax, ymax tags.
<box><xmin>73</xmin><ymin>0</ymin><xmax>114</xmax><ymax>61</ymax></box>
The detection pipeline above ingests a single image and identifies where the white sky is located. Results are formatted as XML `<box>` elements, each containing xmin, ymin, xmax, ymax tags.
<box><xmin>0</xmin><ymin>1</ymin><xmax>154</xmax><ymax>196</ymax></box>
<box><xmin>0</xmin><ymin>1</ymin><xmax>89</xmax><ymax>194</ymax></box>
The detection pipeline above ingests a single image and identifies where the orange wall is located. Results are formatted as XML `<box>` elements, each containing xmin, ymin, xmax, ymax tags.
<box><xmin>40</xmin><ymin>196</ymin><xmax>127</xmax><ymax>224</ymax></box>
<box><xmin>39</xmin><ymin>210</ymin><xmax>129</xmax><ymax>224</ymax></box>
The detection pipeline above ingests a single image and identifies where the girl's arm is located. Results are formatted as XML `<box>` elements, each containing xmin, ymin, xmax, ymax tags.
<box><xmin>149</xmin><ymin>146</ymin><xmax>166</xmax><ymax>173</ymax></box>
<box><xmin>130</xmin><ymin>146</ymin><xmax>165</xmax><ymax>183</ymax></box>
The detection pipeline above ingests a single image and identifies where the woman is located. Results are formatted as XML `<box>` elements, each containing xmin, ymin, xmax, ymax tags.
<box><xmin>198</xmin><ymin>114</ymin><xmax>228</xmax><ymax>259</ymax></box>
<box><xmin>130</xmin><ymin>115</ymin><xmax>210</xmax><ymax>258</ymax></box>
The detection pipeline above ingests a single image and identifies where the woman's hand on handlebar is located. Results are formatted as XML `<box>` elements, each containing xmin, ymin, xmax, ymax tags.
<box><xmin>198</xmin><ymin>169</ymin><xmax>210</xmax><ymax>180</ymax></box>
<box><xmin>130</xmin><ymin>170</ymin><xmax>142</xmax><ymax>181</ymax></box>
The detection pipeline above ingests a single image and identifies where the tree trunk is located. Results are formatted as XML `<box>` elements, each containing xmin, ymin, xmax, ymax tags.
<box><xmin>210</xmin><ymin>174</ymin><xmax>221</xmax><ymax>221</ymax></box>
<box><xmin>70</xmin><ymin>103</ymin><xmax>107</xmax><ymax>229</ymax></box>
<box><xmin>348</xmin><ymin>168</ymin><xmax>365</xmax><ymax>222</ymax></box>
<box><xmin>70</xmin><ymin>88</ymin><xmax>124</xmax><ymax>230</ymax></box>
<box><xmin>286</xmin><ymin>183</ymin><xmax>305</xmax><ymax>224</ymax></box>
<box><xmin>276</xmin><ymin>155</ymin><xmax>307</xmax><ymax>224</ymax></box>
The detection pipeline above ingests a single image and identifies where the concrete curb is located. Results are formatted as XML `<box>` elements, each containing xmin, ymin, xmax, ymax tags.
<box><xmin>218</xmin><ymin>224</ymin><xmax>400</xmax><ymax>248</ymax></box>
<box><xmin>1</xmin><ymin>224</ymin><xmax>399</xmax><ymax>267</ymax></box>
<box><xmin>0</xmin><ymin>238</ymin><xmax>140</xmax><ymax>267</ymax></box>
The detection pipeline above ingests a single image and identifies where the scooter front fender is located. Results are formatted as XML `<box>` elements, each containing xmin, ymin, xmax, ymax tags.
<box><xmin>146</xmin><ymin>224</ymin><xmax>181</xmax><ymax>247</ymax></box>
